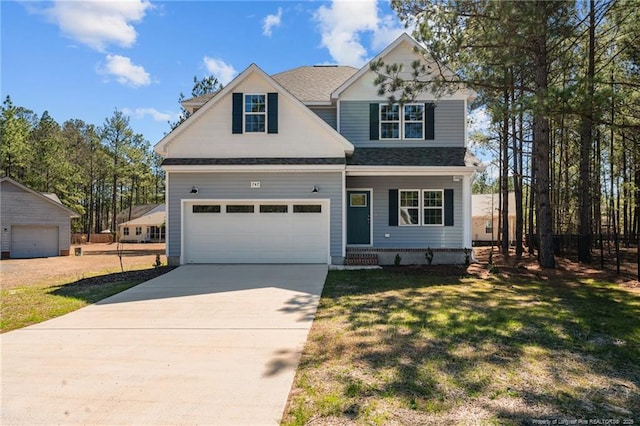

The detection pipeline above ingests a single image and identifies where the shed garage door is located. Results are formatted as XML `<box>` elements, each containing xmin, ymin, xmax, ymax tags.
<box><xmin>183</xmin><ymin>201</ymin><xmax>329</xmax><ymax>264</ymax></box>
<box><xmin>11</xmin><ymin>226</ymin><xmax>59</xmax><ymax>258</ymax></box>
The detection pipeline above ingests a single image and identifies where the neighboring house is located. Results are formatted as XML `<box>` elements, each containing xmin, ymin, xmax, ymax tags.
<box><xmin>472</xmin><ymin>193</ymin><xmax>516</xmax><ymax>245</ymax></box>
<box><xmin>0</xmin><ymin>177</ymin><xmax>80</xmax><ymax>258</ymax></box>
<box><xmin>118</xmin><ymin>204</ymin><xmax>166</xmax><ymax>243</ymax></box>
<box><xmin>115</xmin><ymin>203</ymin><xmax>162</xmax><ymax>225</ymax></box>
<box><xmin>154</xmin><ymin>33</ymin><xmax>483</xmax><ymax>266</ymax></box>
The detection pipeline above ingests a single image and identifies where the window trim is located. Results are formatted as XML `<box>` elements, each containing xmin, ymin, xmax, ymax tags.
<box><xmin>398</xmin><ymin>189</ymin><xmax>445</xmax><ymax>227</ymax></box>
<box><xmin>403</xmin><ymin>104</ymin><xmax>425</xmax><ymax>140</ymax></box>
<box><xmin>123</xmin><ymin>227</ymin><xmax>129</xmax><ymax>236</ymax></box>
<box><xmin>379</xmin><ymin>103</ymin><xmax>425</xmax><ymax>140</ymax></box>
<box><xmin>399</xmin><ymin>189</ymin><xmax>420</xmax><ymax>226</ymax></box>
<box><xmin>422</xmin><ymin>189</ymin><xmax>444</xmax><ymax>226</ymax></box>
<box><xmin>244</xmin><ymin>93</ymin><xmax>267</xmax><ymax>133</ymax></box>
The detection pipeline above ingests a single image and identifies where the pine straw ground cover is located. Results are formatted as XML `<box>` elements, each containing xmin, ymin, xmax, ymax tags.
<box><xmin>282</xmin><ymin>252</ymin><xmax>640</xmax><ymax>425</ymax></box>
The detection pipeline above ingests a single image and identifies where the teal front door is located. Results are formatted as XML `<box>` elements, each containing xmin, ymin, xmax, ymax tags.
<box><xmin>347</xmin><ymin>190</ymin><xmax>371</xmax><ymax>245</ymax></box>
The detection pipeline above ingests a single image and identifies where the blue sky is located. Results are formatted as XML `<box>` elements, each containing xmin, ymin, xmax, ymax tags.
<box><xmin>2</xmin><ymin>0</ymin><xmax>411</xmax><ymax>145</ymax></box>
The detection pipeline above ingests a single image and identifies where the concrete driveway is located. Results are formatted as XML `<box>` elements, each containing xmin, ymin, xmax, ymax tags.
<box><xmin>1</xmin><ymin>264</ymin><xmax>327</xmax><ymax>425</ymax></box>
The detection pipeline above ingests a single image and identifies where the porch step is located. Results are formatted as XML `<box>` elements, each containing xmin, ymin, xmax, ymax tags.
<box><xmin>345</xmin><ymin>251</ymin><xmax>378</xmax><ymax>266</ymax></box>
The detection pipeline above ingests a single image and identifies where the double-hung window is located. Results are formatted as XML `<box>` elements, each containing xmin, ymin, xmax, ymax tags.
<box><xmin>422</xmin><ymin>190</ymin><xmax>443</xmax><ymax>225</ymax></box>
<box><xmin>380</xmin><ymin>104</ymin><xmax>400</xmax><ymax>139</ymax></box>
<box><xmin>404</xmin><ymin>104</ymin><xmax>425</xmax><ymax>139</ymax></box>
<box><xmin>244</xmin><ymin>94</ymin><xmax>266</xmax><ymax>133</ymax></box>
<box><xmin>399</xmin><ymin>190</ymin><xmax>420</xmax><ymax>225</ymax></box>
<box><xmin>380</xmin><ymin>103</ymin><xmax>424</xmax><ymax>140</ymax></box>
<box><xmin>399</xmin><ymin>189</ymin><xmax>444</xmax><ymax>226</ymax></box>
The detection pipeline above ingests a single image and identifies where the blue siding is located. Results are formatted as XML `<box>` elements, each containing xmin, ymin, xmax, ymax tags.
<box><xmin>167</xmin><ymin>171</ymin><xmax>343</xmax><ymax>261</ymax></box>
<box><xmin>347</xmin><ymin>176</ymin><xmax>463</xmax><ymax>248</ymax></box>
<box><xmin>340</xmin><ymin>100</ymin><xmax>465</xmax><ymax>148</ymax></box>
<box><xmin>310</xmin><ymin>107</ymin><xmax>337</xmax><ymax>129</ymax></box>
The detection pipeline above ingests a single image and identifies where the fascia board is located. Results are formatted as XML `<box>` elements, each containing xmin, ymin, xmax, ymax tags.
<box><xmin>162</xmin><ymin>164</ymin><xmax>346</xmax><ymax>173</ymax></box>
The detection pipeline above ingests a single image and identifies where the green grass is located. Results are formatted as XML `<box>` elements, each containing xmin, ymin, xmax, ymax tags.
<box><xmin>0</xmin><ymin>269</ymin><xmax>167</xmax><ymax>333</ymax></box>
<box><xmin>282</xmin><ymin>269</ymin><xmax>640</xmax><ymax>425</ymax></box>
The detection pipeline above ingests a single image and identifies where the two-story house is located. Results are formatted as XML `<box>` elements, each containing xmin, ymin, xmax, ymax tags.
<box><xmin>154</xmin><ymin>33</ymin><xmax>483</xmax><ymax>266</ymax></box>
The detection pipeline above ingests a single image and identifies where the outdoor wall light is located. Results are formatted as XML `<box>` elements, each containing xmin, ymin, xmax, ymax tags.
<box><xmin>190</xmin><ymin>186</ymin><xmax>199</xmax><ymax>194</ymax></box>
<box><xmin>312</xmin><ymin>185</ymin><xmax>319</xmax><ymax>193</ymax></box>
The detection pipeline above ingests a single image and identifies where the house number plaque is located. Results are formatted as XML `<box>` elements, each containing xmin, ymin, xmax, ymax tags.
<box><xmin>250</xmin><ymin>181</ymin><xmax>261</xmax><ymax>189</ymax></box>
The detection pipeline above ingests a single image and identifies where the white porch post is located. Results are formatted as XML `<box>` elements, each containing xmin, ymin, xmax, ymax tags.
<box><xmin>462</xmin><ymin>174</ymin><xmax>472</xmax><ymax>248</ymax></box>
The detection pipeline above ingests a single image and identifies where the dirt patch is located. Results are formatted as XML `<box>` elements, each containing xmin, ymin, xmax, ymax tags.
<box><xmin>0</xmin><ymin>243</ymin><xmax>166</xmax><ymax>289</ymax></box>
<box><xmin>471</xmin><ymin>246</ymin><xmax>640</xmax><ymax>291</ymax></box>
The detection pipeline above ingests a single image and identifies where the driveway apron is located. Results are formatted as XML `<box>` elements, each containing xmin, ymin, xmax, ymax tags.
<box><xmin>1</xmin><ymin>264</ymin><xmax>327</xmax><ymax>425</ymax></box>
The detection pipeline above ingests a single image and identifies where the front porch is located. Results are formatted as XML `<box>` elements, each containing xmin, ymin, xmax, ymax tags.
<box><xmin>345</xmin><ymin>247</ymin><xmax>471</xmax><ymax>266</ymax></box>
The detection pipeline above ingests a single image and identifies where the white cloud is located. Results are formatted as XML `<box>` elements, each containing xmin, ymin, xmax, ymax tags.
<box><xmin>263</xmin><ymin>7</ymin><xmax>283</xmax><ymax>37</ymax></box>
<box><xmin>101</xmin><ymin>54</ymin><xmax>151</xmax><ymax>87</ymax></box>
<box><xmin>203</xmin><ymin>57</ymin><xmax>238</xmax><ymax>86</ymax></box>
<box><xmin>313</xmin><ymin>0</ymin><xmax>405</xmax><ymax>67</ymax></box>
<box><xmin>122</xmin><ymin>107</ymin><xmax>176</xmax><ymax>122</ymax></box>
<box><xmin>43</xmin><ymin>0</ymin><xmax>152</xmax><ymax>51</ymax></box>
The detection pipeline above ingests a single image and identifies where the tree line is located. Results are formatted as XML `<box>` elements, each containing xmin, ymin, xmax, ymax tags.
<box><xmin>0</xmin><ymin>96</ymin><xmax>165</xmax><ymax>236</ymax></box>
<box><xmin>375</xmin><ymin>0</ymin><xmax>639</xmax><ymax>269</ymax></box>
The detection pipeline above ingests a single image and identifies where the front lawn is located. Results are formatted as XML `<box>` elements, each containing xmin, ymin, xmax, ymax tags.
<box><xmin>282</xmin><ymin>264</ymin><xmax>640</xmax><ymax>424</ymax></box>
<box><xmin>0</xmin><ymin>267</ymin><xmax>174</xmax><ymax>333</ymax></box>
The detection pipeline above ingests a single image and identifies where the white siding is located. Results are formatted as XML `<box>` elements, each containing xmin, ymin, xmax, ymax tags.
<box><xmin>164</xmin><ymin>73</ymin><xmax>347</xmax><ymax>159</ymax></box>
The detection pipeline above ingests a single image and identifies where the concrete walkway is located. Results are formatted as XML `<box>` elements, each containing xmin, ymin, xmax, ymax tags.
<box><xmin>1</xmin><ymin>264</ymin><xmax>327</xmax><ymax>425</ymax></box>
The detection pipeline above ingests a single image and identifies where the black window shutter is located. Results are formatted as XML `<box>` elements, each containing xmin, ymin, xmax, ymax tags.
<box><xmin>444</xmin><ymin>189</ymin><xmax>454</xmax><ymax>226</ymax></box>
<box><xmin>389</xmin><ymin>189</ymin><xmax>398</xmax><ymax>226</ymax></box>
<box><xmin>369</xmin><ymin>103</ymin><xmax>379</xmax><ymax>140</ymax></box>
<box><xmin>232</xmin><ymin>93</ymin><xmax>243</xmax><ymax>134</ymax></box>
<box><xmin>267</xmin><ymin>93</ymin><xmax>278</xmax><ymax>134</ymax></box>
<box><xmin>425</xmin><ymin>103</ymin><xmax>435</xmax><ymax>140</ymax></box>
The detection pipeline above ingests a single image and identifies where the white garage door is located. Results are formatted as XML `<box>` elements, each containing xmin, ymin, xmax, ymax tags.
<box><xmin>183</xmin><ymin>201</ymin><xmax>329</xmax><ymax>264</ymax></box>
<box><xmin>11</xmin><ymin>226</ymin><xmax>59</xmax><ymax>258</ymax></box>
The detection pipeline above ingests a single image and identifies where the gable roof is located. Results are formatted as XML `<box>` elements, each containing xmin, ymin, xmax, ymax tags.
<box><xmin>118</xmin><ymin>204</ymin><xmax>165</xmax><ymax>227</ymax></box>
<box><xmin>0</xmin><ymin>177</ymin><xmax>80</xmax><ymax>218</ymax></box>
<box><xmin>154</xmin><ymin>63</ymin><xmax>354</xmax><ymax>156</ymax></box>
<box><xmin>331</xmin><ymin>32</ymin><xmax>476</xmax><ymax>101</ymax></box>
<box><xmin>116</xmin><ymin>203</ymin><xmax>162</xmax><ymax>224</ymax></box>
<box><xmin>271</xmin><ymin>66</ymin><xmax>357</xmax><ymax>105</ymax></box>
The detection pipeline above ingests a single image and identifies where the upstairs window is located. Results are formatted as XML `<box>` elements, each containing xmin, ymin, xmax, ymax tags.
<box><xmin>244</xmin><ymin>94</ymin><xmax>266</xmax><ymax>133</ymax></box>
<box><xmin>404</xmin><ymin>104</ymin><xmax>425</xmax><ymax>139</ymax></box>
<box><xmin>380</xmin><ymin>103</ymin><xmax>424</xmax><ymax>140</ymax></box>
<box><xmin>380</xmin><ymin>104</ymin><xmax>400</xmax><ymax>139</ymax></box>
<box><xmin>370</xmin><ymin>102</ymin><xmax>434</xmax><ymax>140</ymax></box>
<box><xmin>233</xmin><ymin>92</ymin><xmax>278</xmax><ymax>134</ymax></box>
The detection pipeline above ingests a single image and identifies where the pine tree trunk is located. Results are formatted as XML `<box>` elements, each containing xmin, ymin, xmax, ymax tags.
<box><xmin>533</xmin><ymin>2</ymin><xmax>555</xmax><ymax>268</ymax></box>
<box><xmin>578</xmin><ymin>0</ymin><xmax>595</xmax><ymax>263</ymax></box>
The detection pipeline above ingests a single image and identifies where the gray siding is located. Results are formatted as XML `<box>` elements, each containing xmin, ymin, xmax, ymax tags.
<box><xmin>0</xmin><ymin>181</ymin><xmax>72</xmax><ymax>254</ymax></box>
<box><xmin>310</xmin><ymin>106</ymin><xmax>337</xmax><ymax>129</ymax></box>
<box><xmin>167</xmin><ymin>171</ymin><xmax>343</xmax><ymax>261</ymax></box>
<box><xmin>347</xmin><ymin>176</ymin><xmax>463</xmax><ymax>248</ymax></box>
<box><xmin>340</xmin><ymin>100</ymin><xmax>465</xmax><ymax>147</ymax></box>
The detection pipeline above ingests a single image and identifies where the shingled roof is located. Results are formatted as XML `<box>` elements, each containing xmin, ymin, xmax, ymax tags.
<box><xmin>272</xmin><ymin>65</ymin><xmax>358</xmax><ymax>104</ymax></box>
<box><xmin>182</xmin><ymin>65</ymin><xmax>358</xmax><ymax>109</ymax></box>
<box><xmin>346</xmin><ymin>147</ymin><xmax>482</xmax><ymax>168</ymax></box>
